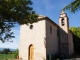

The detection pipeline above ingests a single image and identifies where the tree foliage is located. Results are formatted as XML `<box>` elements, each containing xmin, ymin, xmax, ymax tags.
<box><xmin>12</xmin><ymin>49</ymin><xmax>18</xmax><ymax>58</ymax></box>
<box><xmin>63</xmin><ymin>0</ymin><xmax>80</xmax><ymax>13</ymax></box>
<box><xmin>0</xmin><ymin>48</ymin><xmax>11</xmax><ymax>54</ymax></box>
<box><xmin>70</xmin><ymin>27</ymin><xmax>80</xmax><ymax>54</ymax></box>
<box><xmin>0</xmin><ymin>0</ymin><xmax>38</xmax><ymax>42</ymax></box>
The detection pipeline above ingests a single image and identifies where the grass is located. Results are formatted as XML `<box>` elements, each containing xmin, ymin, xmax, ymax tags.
<box><xmin>0</xmin><ymin>54</ymin><xmax>14</xmax><ymax>60</ymax></box>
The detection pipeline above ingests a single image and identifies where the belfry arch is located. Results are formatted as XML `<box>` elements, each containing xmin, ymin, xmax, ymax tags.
<box><xmin>28</xmin><ymin>44</ymin><xmax>34</xmax><ymax>60</ymax></box>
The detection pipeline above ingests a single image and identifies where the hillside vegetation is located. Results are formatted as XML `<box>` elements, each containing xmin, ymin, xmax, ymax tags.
<box><xmin>70</xmin><ymin>27</ymin><xmax>80</xmax><ymax>54</ymax></box>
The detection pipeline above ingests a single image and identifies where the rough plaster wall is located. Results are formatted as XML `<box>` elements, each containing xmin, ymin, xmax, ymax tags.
<box><xmin>68</xmin><ymin>31</ymin><xmax>74</xmax><ymax>54</ymax></box>
<box><xmin>46</xmin><ymin>20</ymin><xmax>58</xmax><ymax>55</ymax></box>
<box><xmin>19</xmin><ymin>20</ymin><xmax>46</xmax><ymax>60</ymax></box>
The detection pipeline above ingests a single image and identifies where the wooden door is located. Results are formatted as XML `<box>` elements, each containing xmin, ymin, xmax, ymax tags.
<box><xmin>29</xmin><ymin>44</ymin><xmax>34</xmax><ymax>60</ymax></box>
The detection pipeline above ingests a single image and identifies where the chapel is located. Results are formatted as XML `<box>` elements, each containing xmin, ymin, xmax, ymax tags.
<box><xmin>19</xmin><ymin>11</ymin><xmax>74</xmax><ymax>60</ymax></box>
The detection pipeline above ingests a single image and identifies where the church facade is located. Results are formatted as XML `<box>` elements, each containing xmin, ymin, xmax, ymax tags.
<box><xmin>19</xmin><ymin>11</ymin><xmax>74</xmax><ymax>60</ymax></box>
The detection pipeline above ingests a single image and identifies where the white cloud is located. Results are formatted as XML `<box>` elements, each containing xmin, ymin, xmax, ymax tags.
<box><xmin>0</xmin><ymin>38</ymin><xmax>19</xmax><ymax>49</ymax></box>
<box><xmin>0</xmin><ymin>43</ymin><xmax>18</xmax><ymax>49</ymax></box>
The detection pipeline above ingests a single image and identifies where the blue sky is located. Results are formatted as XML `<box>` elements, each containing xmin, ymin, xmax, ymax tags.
<box><xmin>0</xmin><ymin>0</ymin><xmax>80</xmax><ymax>49</ymax></box>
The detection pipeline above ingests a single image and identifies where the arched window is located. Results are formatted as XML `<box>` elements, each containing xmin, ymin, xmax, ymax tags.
<box><xmin>28</xmin><ymin>44</ymin><xmax>34</xmax><ymax>60</ymax></box>
<box><xmin>61</xmin><ymin>18</ymin><xmax>65</xmax><ymax>26</ymax></box>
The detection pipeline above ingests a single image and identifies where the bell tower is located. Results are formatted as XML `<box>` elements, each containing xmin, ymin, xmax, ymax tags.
<box><xmin>59</xmin><ymin>10</ymin><xmax>69</xmax><ymax>33</ymax></box>
<box><xmin>59</xmin><ymin>10</ymin><xmax>69</xmax><ymax>55</ymax></box>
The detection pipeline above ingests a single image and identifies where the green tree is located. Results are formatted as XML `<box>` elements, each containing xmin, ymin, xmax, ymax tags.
<box><xmin>70</xmin><ymin>27</ymin><xmax>80</xmax><ymax>54</ymax></box>
<box><xmin>63</xmin><ymin>0</ymin><xmax>80</xmax><ymax>13</ymax></box>
<box><xmin>2</xmin><ymin>48</ymin><xmax>11</xmax><ymax>54</ymax></box>
<box><xmin>0</xmin><ymin>0</ymin><xmax>38</xmax><ymax>42</ymax></box>
<box><xmin>12</xmin><ymin>49</ymin><xmax>18</xmax><ymax>58</ymax></box>
<box><xmin>0</xmin><ymin>51</ymin><xmax>2</xmax><ymax>54</ymax></box>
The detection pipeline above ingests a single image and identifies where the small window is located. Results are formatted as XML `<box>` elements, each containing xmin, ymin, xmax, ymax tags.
<box><xmin>57</xmin><ymin>29</ymin><xmax>58</xmax><ymax>36</ymax></box>
<box><xmin>62</xmin><ymin>18</ymin><xmax>65</xmax><ymax>26</ymax></box>
<box><xmin>50</xmin><ymin>26</ymin><xmax>52</xmax><ymax>33</ymax></box>
<box><xmin>30</xmin><ymin>25</ymin><xmax>33</xmax><ymax>29</ymax></box>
